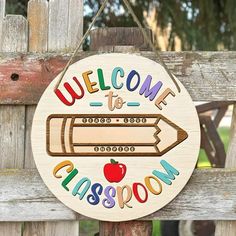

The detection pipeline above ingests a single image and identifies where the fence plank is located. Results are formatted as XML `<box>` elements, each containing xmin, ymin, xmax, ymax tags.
<box><xmin>23</xmin><ymin>222</ymin><xmax>79</xmax><ymax>236</ymax></box>
<box><xmin>0</xmin><ymin>168</ymin><xmax>235</xmax><ymax>221</ymax></box>
<box><xmin>67</xmin><ymin>0</ymin><xmax>83</xmax><ymax>50</ymax></box>
<box><xmin>48</xmin><ymin>0</ymin><xmax>70</xmax><ymax>51</ymax></box>
<box><xmin>28</xmin><ymin>0</ymin><xmax>48</xmax><ymax>52</ymax></box>
<box><xmin>0</xmin><ymin>10</ymin><xmax>28</xmax><ymax>235</ymax></box>
<box><xmin>0</xmin><ymin>223</ymin><xmax>21</xmax><ymax>236</ymax></box>
<box><xmin>1</xmin><ymin>15</ymin><xmax>28</xmax><ymax>52</ymax></box>
<box><xmin>0</xmin><ymin>51</ymin><xmax>236</xmax><ymax>104</ymax></box>
<box><xmin>47</xmin><ymin>1</ymin><xmax>80</xmax><ymax>234</ymax></box>
<box><xmin>90</xmin><ymin>28</ymin><xmax>152</xmax><ymax>51</ymax></box>
<box><xmin>0</xmin><ymin>0</ymin><xmax>5</xmax><ymax>48</ymax></box>
<box><xmin>24</xmin><ymin>107</ymin><xmax>36</xmax><ymax>168</ymax></box>
<box><xmin>0</xmin><ymin>106</ymin><xmax>25</xmax><ymax>169</ymax></box>
<box><xmin>215</xmin><ymin>106</ymin><xmax>236</xmax><ymax>236</ymax></box>
<box><xmin>99</xmin><ymin>221</ymin><xmax>152</xmax><ymax>236</ymax></box>
<box><xmin>24</xmin><ymin>0</ymin><xmax>80</xmax><ymax>234</ymax></box>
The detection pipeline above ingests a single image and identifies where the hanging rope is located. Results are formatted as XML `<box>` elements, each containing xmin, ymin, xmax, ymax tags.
<box><xmin>123</xmin><ymin>0</ymin><xmax>181</xmax><ymax>93</ymax></box>
<box><xmin>54</xmin><ymin>0</ymin><xmax>109</xmax><ymax>90</ymax></box>
<box><xmin>54</xmin><ymin>0</ymin><xmax>181</xmax><ymax>93</ymax></box>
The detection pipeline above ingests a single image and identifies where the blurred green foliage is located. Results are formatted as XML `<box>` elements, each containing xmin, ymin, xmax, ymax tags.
<box><xmin>6</xmin><ymin>0</ymin><xmax>27</xmax><ymax>16</ymax></box>
<box><xmin>6</xmin><ymin>0</ymin><xmax>236</xmax><ymax>50</ymax></box>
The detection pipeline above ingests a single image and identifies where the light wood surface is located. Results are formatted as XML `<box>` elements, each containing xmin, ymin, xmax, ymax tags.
<box><xmin>31</xmin><ymin>53</ymin><xmax>200</xmax><ymax>221</ymax></box>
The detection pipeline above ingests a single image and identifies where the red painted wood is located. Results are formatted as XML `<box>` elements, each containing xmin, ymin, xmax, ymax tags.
<box><xmin>0</xmin><ymin>54</ymin><xmax>68</xmax><ymax>104</ymax></box>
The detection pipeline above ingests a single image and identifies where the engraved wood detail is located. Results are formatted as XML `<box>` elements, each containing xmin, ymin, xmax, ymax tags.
<box><xmin>46</xmin><ymin>114</ymin><xmax>188</xmax><ymax>156</ymax></box>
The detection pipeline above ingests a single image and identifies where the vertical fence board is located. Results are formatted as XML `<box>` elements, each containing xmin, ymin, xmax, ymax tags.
<box><xmin>24</xmin><ymin>0</ymin><xmax>79</xmax><ymax>234</ymax></box>
<box><xmin>28</xmin><ymin>0</ymin><xmax>48</xmax><ymax>52</ymax></box>
<box><xmin>23</xmin><ymin>1</ymin><xmax>82</xmax><ymax>235</ymax></box>
<box><xmin>0</xmin><ymin>105</ymin><xmax>25</xmax><ymax>169</ymax></box>
<box><xmin>99</xmin><ymin>221</ymin><xmax>152</xmax><ymax>236</ymax></box>
<box><xmin>0</xmin><ymin>223</ymin><xmax>21</xmax><ymax>236</ymax></box>
<box><xmin>48</xmin><ymin>0</ymin><xmax>80</xmax><ymax>233</ymax></box>
<box><xmin>67</xmin><ymin>0</ymin><xmax>83</xmax><ymax>50</ymax></box>
<box><xmin>0</xmin><ymin>7</ymin><xmax>28</xmax><ymax>235</ymax></box>
<box><xmin>24</xmin><ymin>105</ymin><xmax>36</xmax><ymax>169</ymax></box>
<box><xmin>1</xmin><ymin>15</ymin><xmax>28</xmax><ymax>52</ymax></box>
<box><xmin>48</xmin><ymin>0</ymin><xmax>69</xmax><ymax>51</ymax></box>
<box><xmin>0</xmin><ymin>0</ymin><xmax>5</xmax><ymax>47</ymax></box>
<box><xmin>215</xmin><ymin>105</ymin><xmax>236</xmax><ymax>236</ymax></box>
<box><xmin>24</xmin><ymin>221</ymin><xmax>79</xmax><ymax>236</ymax></box>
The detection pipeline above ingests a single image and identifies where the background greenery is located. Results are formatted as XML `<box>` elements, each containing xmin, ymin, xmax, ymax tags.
<box><xmin>7</xmin><ymin>0</ymin><xmax>236</xmax><ymax>50</ymax></box>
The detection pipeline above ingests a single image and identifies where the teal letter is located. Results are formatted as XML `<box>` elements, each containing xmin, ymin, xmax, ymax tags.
<box><xmin>152</xmin><ymin>160</ymin><xmax>179</xmax><ymax>185</ymax></box>
<box><xmin>111</xmin><ymin>67</ymin><xmax>124</xmax><ymax>89</ymax></box>
<box><xmin>72</xmin><ymin>177</ymin><xmax>91</xmax><ymax>200</ymax></box>
<box><xmin>139</xmin><ymin>75</ymin><xmax>163</xmax><ymax>101</ymax></box>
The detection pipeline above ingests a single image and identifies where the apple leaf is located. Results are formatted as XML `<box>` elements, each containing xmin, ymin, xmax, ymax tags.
<box><xmin>110</xmin><ymin>159</ymin><xmax>119</xmax><ymax>164</ymax></box>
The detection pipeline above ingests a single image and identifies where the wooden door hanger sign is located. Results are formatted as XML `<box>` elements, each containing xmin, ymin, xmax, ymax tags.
<box><xmin>32</xmin><ymin>54</ymin><xmax>200</xmax><ymax>221</ymax></box>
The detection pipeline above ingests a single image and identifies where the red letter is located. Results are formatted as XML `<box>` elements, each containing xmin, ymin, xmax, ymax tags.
<box><xmin>55</xmin><ymin>77</ymin><xmax>84</xmax><ymax>106</ymax></box>
<box><xmin>133</xmin><ymin>183</ymin><xmax>148</xmax><ymax>203</ymax></box>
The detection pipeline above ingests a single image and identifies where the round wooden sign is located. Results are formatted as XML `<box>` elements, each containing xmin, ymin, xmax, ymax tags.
<box><xmin>32</xmin><ymin>53</ymin><xmax>200</xmax><ymax>221</ymax></box>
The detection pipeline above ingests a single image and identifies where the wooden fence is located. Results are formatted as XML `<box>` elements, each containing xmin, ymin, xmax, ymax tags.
<box><xmin>0</xmin><ymin>0</ymin><xmax>236</xmax><ymax>235</ymax></box>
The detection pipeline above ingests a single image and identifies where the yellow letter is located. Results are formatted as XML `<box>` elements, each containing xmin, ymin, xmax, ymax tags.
<box><xmin>53</xmin><ymin>160</ymin><xmax>74</xmax><ymax>178</ymax></box>
<box><xmin>83</xmin><ymin>70</ymin><xmax>99</xmax><ymax>93</ymax></box>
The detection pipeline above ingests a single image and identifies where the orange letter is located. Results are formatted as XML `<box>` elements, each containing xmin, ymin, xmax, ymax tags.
<box><xmin>53</xmin><ymin>160</ymin><xmax>74</xmax><ymax>178</ymax></box>
<box><xmin>145</xmin><ymin>176</ymin><xmax>162</xmax><ymax>195</ymax></box>
<box><xmin>83</xmin><ymin>70</ymin><xmax>99</xmax><ymax>93</ymax></box>
<box><xmin>117</xmin><ymin>185</ymin><xmax>133</xmax><ymax>209</ymax></box>
<box><xmin>155</xmin><ymin>88</ymin><xmax>175</xmax><ymax>110</ymax></box>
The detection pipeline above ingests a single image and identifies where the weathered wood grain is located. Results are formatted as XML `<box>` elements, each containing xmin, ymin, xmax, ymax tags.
<box><xmin>0</xmin><ymin>0</ymin><xmax>5</xmax><ymax>49</ymax></box>
<box><xmin>90</xmin><ymin>28</ymin><xmax>152</xmax><ymax>51</ymax></box>
<box><xmin>1</xmin><ymin>15</ymin><xmax>28</xmax><ymax>52</ymax></box>
<box><xmin>0</xmin><ymin>223</ymin><xmax>21</xmax><ymax>236</ymax></box>
<box><xmin>0</xmin><ymin>51</ymin><xmax>236</xmax><ymax>104</ymax></box>
<box><xmin>23</xmin><ymin>221</ymin><xmax>79</xmax><ymax>236</ymax></box>
<box><xmin>47</xmin><ymin>1</ymin><xmax>80</xmax><ymax>234</ymax></box>
<box><xmin>67</xmin><ymin>0</ymin><xmax>83</xmax><ymax>50</ymax></box>
<box><xmin>215</xmin><ymin>106</ymin><xmax>236</xmax><ymax>235</ymax></box>
<box><xmin>0</xmin><ymin>11</ymin><xmax>28</xmax><ymax>236</ymax></box>
<box><xmin>99</xmin><ymin>221</ymin><xmax>152</xmax><ymax>236</ymax></box>
<box><xmin>48</xmin><ymin>0</ymin><xmax>69</xmax><ymax>51</ymax></box>
<box><xmin>28</xmin><ymin>0</ymin><xmax>48</xmax><ymax>52</ymax></box>
<box><xmin>0</xmin><ymin>168</ymin><xmax>235</xmax><ymax>221</ymax></box>
<box><xmin>0</xmin><ymin>106</ymin><xmax>25</xmax><ymax>169</ymax></box>
<box><xmin>24</xmin><ymin>107</ymin><xmax>36</xmax><ymax>170</ymax></box>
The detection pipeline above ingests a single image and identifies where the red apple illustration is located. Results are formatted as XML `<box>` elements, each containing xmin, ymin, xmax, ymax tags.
<box><xmin>103</xmin><ymin>159</ymin><xmax>127</xmax><ymax>183</ymax></box>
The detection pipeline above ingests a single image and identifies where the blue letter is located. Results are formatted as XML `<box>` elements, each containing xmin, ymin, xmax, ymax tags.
<box><xmin>87</xmin><ymin>183</ymin><xmax>103</xmax><ymax>205</ymax></box>
<box><xmin>126</xmin><ymin>70</ymin><xmax>140</xmax><ymax>91</ymax></box>
<box><xmin>152</xmin><ymin>160</ymin><xmax>179</xmax><ymax>185</ymax></box>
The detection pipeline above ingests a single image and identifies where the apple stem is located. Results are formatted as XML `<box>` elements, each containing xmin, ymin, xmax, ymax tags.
<box><xmin>110</xmin><ymin>159</ymin><xmax>119</xmax><ymax>164</ymax></box>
